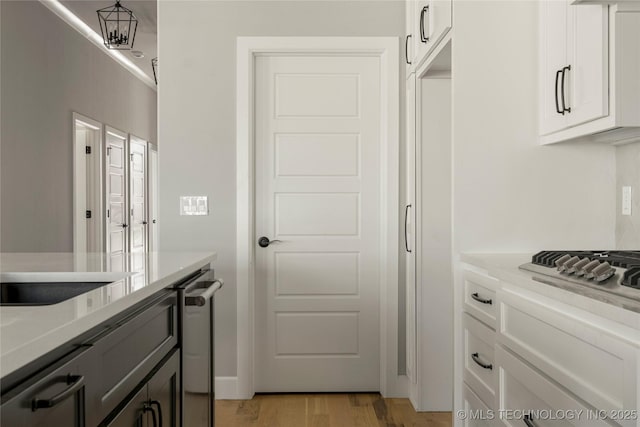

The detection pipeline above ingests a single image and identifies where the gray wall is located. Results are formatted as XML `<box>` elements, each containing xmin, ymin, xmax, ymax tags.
<box><xmin>158</xmin><ymin>0</ymin><xmax>405</xmax><ymax>377</ymax></box>
<box><xmin>616</xmin><ymin>142</ymin><xmax>640</xmax><ymax>248</ymax></box>
<box><xmin>452</xmin><ymin>0</ymin><xmax>616</xmax><ymax>255</ymax></box>
<box><xmin>0</xmin><ymin>1</ymin><xmax>157</xmax><ymax>252</ymax></box>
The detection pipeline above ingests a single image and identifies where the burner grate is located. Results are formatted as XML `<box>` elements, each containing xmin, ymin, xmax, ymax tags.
<box><xmin>531</xmin><ymin>251</ymin><xmax>640</xmax><ymax>269</ymax></box>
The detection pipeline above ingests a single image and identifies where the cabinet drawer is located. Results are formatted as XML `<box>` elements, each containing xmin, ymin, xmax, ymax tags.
<box><xmin>463</xmin><ymin>270</ymin><xmax>498</xmax><ymax>329</ymax></box>
<box><xmin>498</xmin><ymin>289</ymin><xmax>638</xmax><ymax>415</ymax></box>
<box><xmin>496</xmin><ymin>345</ymin><xmax>611</xmax><ymax>427</ymax></box>
<box><xmin>463</xmin><ymin>314</ymin><xmax>496</xmax><ymax>408</ymax></box>
<box><xmin>89</xmin><ymin>291</ymin><xmax>178</xmax><ymax>423</ymax></box>
<box><xmin>1</xmin><ymin>346</ymin><xmax>93</xmax><ymax>427</ymax></box>
<box><xmin>463</xmin><ymin>384</ymin><xmax>495</xmax><ymax>427</ymax></box>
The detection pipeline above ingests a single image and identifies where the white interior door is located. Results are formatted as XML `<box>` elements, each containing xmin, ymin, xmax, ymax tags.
<box><xmin>129</xmin><ymin>136</ymin><xmax>147</xmax><ymax>272</ymax></box>
<box><xmin>255</xmin><ymin>54</ymin><xmax>382</xmax><ymax>392</ymax></box>
<box><xmin>105</xmin><ymin>128</ymin><xmax>128</xmax><ymax>272</ymax></box>
<box><xmin>148</xmin><ymin>145</ymin><xmax>159</xmax><ymax>252</ymax></box>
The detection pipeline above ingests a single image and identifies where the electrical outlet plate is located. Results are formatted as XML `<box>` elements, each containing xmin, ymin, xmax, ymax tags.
<box><xmin>180</xmin><ymin>196</ymin><xmax>208</xmax><ymax>216</ymax></box>
<box><xmin>622</xmin><ymin>186</ymin><xmax>632</xmax><ymax>216</ymax></box>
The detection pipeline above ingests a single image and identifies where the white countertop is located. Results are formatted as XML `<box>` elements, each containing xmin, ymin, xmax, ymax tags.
<box><xmin>0</xmin><ymin>251</ymin><xmax>216</xmax><ymax>378</ymax></box>
<box><xmin>460</xmin><ymin>253</ymin><xmax>640</xmax><ymax>332</ymax></box>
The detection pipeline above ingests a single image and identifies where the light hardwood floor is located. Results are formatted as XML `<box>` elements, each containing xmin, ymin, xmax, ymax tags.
<box><xmin>214</xmin><ymin>393</ymin><xmax>452</xmax><ymax>427</ymax></box>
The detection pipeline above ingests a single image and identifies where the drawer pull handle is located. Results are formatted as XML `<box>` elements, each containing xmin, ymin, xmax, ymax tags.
<box><xmin>150</xmin><ymin>400</ymin><xmax>163</xmax><ymax>427</ymax></box>
<box><xmin>32</xmin><ymin>374</ymin><xmax>84</xmax><ymax>411</ymax></box>
<box><xmin>523</xmin><ymin>414</ymin><xmax>537</xmax><ymax>427</ymax></box>
<box><xmin>471</xmin><ymin>353</ymin><xmax>492</xmax><ymax>370</ymax></box>
<box><xmin>144</xmin><ymin>402</ymin><xmax>159</xmax><ymax>427</ymax></box>
<box><xmin>471</xmin><ymin>292</ymin><xmax>492</xmax><ymax>305</ymax></box>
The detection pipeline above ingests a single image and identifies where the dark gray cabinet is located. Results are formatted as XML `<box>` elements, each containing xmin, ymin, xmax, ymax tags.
<box><xmin>1</xmin><ymin>288</ymin><xmax>181</xmax><ymax>427</ymax></box>
<box><xmin>103</xmin><ymin>350</ymin><xmax>181</xmax><ymax>427</ymax></box>
<box><xmin>0</xmin><ymin>346</ymin><xmax>92</xmax><ymax>427</ymax></box>
<box><xmin>88</xmin><ymin>291</ymin><xmax>178</xmax><ymax>425</ymax></box>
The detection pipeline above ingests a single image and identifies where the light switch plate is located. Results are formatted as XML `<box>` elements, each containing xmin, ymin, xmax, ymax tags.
<box><xmin>622</xmin><ymin>186</ymin><xmax>632</xmax><ymax>216</ymax></box>
<box><xmin>180</xmin><ymin>196</ymin><xmax>209</xmax><ymax>216</ymax></box>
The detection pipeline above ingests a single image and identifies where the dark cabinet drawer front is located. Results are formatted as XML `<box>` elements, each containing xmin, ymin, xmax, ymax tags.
<box><xmin>1</xmin><ymin>346</ymin><xmax>92</xmax><ymax>427</ymax></box>
<box><xmin>91</xmin><ymin>292</ymin><xmax>178</xmax><ymax>422</ymax></box>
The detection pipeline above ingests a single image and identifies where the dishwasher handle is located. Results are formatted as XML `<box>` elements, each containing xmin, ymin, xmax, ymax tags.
<box><xmin>185</xmin><ymin>279</ymin><xmax>224</xmax><ymax>306</ymax></box>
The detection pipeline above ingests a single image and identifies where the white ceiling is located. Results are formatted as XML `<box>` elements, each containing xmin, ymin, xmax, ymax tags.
<box><xmin>61</xmin><ymin>0</ymin><xmax>157</xmax><ymax>81</ymax></box>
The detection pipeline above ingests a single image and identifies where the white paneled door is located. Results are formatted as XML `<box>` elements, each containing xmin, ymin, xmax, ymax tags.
<box><xmin>105</xmin><ymin>129</ymin><xmax>128</xmax><ymax>272</ymax></box>
<box><xmin>129</xmin><ymin>137</ymin><xmax>147</xmax><ymax>273</ymax></box>
<box><xmin>255</xmin><ymin>55</ymin><xmax>382</xmax><ymax>392</ymax></box>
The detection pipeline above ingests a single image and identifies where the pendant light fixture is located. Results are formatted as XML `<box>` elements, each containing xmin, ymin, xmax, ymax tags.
<box><xmin>151</xmin><ymin>57</ymin><xmax>158</xmax><ymax>85</ymax></box>
<box><xmin>97</xmin><ymin>1</ymin><xmax>138</xmax><ymax>50</ymax></box>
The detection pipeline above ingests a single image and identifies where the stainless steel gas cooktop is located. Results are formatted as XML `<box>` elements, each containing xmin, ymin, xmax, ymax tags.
<box><xmin>519</xmin><ymin>251</ymin><xmax>640</xmax><ymax>303</ymax></box>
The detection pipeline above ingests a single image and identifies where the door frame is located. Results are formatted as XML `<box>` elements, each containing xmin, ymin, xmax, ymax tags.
<box><xmin>72</xmin><ymin>112</ymin><xmax>104</xmax><ymax>255</ymax></box>
<box><xmin>236</xmin><ymin>37</ymin><xmax>400</xmax><ymax>399</ymax></box>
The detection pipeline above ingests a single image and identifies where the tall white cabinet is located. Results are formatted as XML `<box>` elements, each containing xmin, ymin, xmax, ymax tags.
<box><xmin>404</xmin><ymin>0</ymin><xmax>454</xmax><ymax>407</ymax></box>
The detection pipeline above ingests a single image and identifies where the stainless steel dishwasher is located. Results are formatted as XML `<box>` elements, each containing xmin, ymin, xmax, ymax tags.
<box><xmin>177</xmin><ymin>269</ymin><xmax>223</xmax><ymax>427</ymax></box>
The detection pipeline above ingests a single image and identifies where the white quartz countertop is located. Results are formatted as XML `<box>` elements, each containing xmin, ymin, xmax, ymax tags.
<box><xmin>460</xmin><ymin>253</ymin><xmax>640</xmax><ymax>331</ymax></box>
<box><xmin>0</xmin><ymin>252</ymin><xmax>216</xmax><ymax>378</ymax></box>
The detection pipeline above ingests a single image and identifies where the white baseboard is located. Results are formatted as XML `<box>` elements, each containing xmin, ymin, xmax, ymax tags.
<box><xmin>215</xmin><ymin>376</ymin><xmax>244</xmax><ymax>399</ymax></box>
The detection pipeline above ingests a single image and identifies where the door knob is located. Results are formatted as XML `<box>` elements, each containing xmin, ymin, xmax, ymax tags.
<box><xmin>258</xmin><ymin>236</ymin><xmax>281</xmax><ymax>248</ymax></box>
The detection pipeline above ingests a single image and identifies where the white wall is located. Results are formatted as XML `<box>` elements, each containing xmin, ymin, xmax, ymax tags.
<box><xmin>158</xmin><ymin>0</ymin><xmax>405</xmax><ymax>377</ymax></box>
<box><xmin>452</xmin><ymin>0</ymin><xmax>616</xmax><ymax>256</ymax></box>
<box><xmin>0</xmin><ymin>1</ymin><xmax>157</xmax><ymax>252</ymax></box>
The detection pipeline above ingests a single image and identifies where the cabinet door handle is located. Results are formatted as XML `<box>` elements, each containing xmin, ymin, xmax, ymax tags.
<box><xmin>561</xmin><ymin>65</ymin><xmax>571</xmax><ymax>113</ymax></box>
<box><xmin>471</xmin><ymin>292</ymin><xmax>492</xmax><ymax>305</ymax></box>
<box><xmin>419</xmin><ymin>6</ymin><xmax>429</xmax><ymax>43</ymax></box>
<box><xmin>404</xmin><ymin>204</ymin><xmax>412</xmax><ymax>253</ymax></box>
<box><xmin>471</xmin><ymin>352</ymin><xmax>493</xmax><ymax>370</ymax></box>
<box><xmin>32</xmin><ymin>374</ymin><xmax>85</xmax><ymax>411</ymax></box>
<box><xmin>555</xmin><ymin>69</ymin><xmax>563</xmax><ymax>115</ymax></box>
<box><xmin>405</xmin><ymin>35</ymin><xmax>412</xmax><ymax>65</ymax></box>
<box><xmin>150</xmin><ymin>400</ymin><xmax>163</xmax><ymax>427</ymax></box>
<box><xmin>144</xmin><ymin>402</ymin><xmax>159</xmax><ymax>427</ymax></box>
<box><xmin>523</xmin><ymin>414</ymin><xmax>537</xmax><ymax>427</ymax></box>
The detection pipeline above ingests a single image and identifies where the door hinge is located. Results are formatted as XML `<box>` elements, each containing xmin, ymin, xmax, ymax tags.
<box><xmin>107</xmin><ymin>147</ymin><xmax>111</xmax><ymax>156</ymax></box>
<box><xmin>107</xmin><ymin>209</ymin><xmax>110</xmax><ymax>218</ymax></box>
<box><xmin>130</xmin><ymin>153</ymin><xmax>134</xmax><ymax>162</ymax></box>
<box><xmin>86</xmin><ymin>210</ymin><xmax>92</xmax><ymax>219</ymax></box>
<box><xmin>85</xmin><ymin>146</ymin><xmax>91</xmax><ymax>154</ymax></box>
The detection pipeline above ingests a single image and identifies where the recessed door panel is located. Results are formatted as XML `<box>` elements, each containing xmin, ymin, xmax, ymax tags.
<box><xmin>275</xmin><ymin>193</ymin><xmax>359</xmax><ymax>236</ymax></box>
<box><xmin>275</xmin><ymin>133</ymin><xmax>360</xmax><ymax>177</ymax></box>
<box><xmin>275</xmin><ymin>312</ymin><xmax>359</xmax><ymax>355</ymax></box>
<box><xmin>275</xmin><ymin>74</ymin><xmax>359</xmax><ymax>118</ymax></box>
<box><xmin>275</xmin><ymin>252</ymin><xmax>359</xmax><ymax>296</ymax></box>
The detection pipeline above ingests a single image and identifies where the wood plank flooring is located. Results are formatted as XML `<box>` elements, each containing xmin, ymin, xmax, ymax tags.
<box><xmin>214</xmin><ymin>393</ymin><xmax>452</xmax><ymax>427</ymax></box>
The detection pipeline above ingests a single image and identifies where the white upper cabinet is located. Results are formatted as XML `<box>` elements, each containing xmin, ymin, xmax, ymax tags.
<box><xmin>539</xmin><ymin>1</ymin><xmax>640</xmax><ymax>144</ymax></box>
<box><xmin>540</xmin><ymin>1</ymin><xmax>607</xmax><ymax>135</ymax></box>
<box><xmin>406</xmin><ymin>0</ymin><xmax>452</xmax><ymax>73</ymax></box>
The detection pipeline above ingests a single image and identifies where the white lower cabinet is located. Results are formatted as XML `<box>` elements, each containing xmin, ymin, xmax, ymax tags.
<box><xmin>459</xmin><ymin>266</ymin><xmax>640</xmax><ymax>427</ymax></box>
<box><xmin>463</xmin><ymin>384</ymin><xmax>495</xmax><ymax>427</ymax></box>
<box><xmin>496</xmin><ymin>345</ymin><xmax>610</xmax><ymax>427</ymax></box>
<box><xmin>498</xmin><ymin>287</ymin><xmax>638</xmax><ymax>417</ymax></box>
<box><xmin>463</xmin><ymin>313</ymin><xmax>496</xmax><ymax>409</ymax></box>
